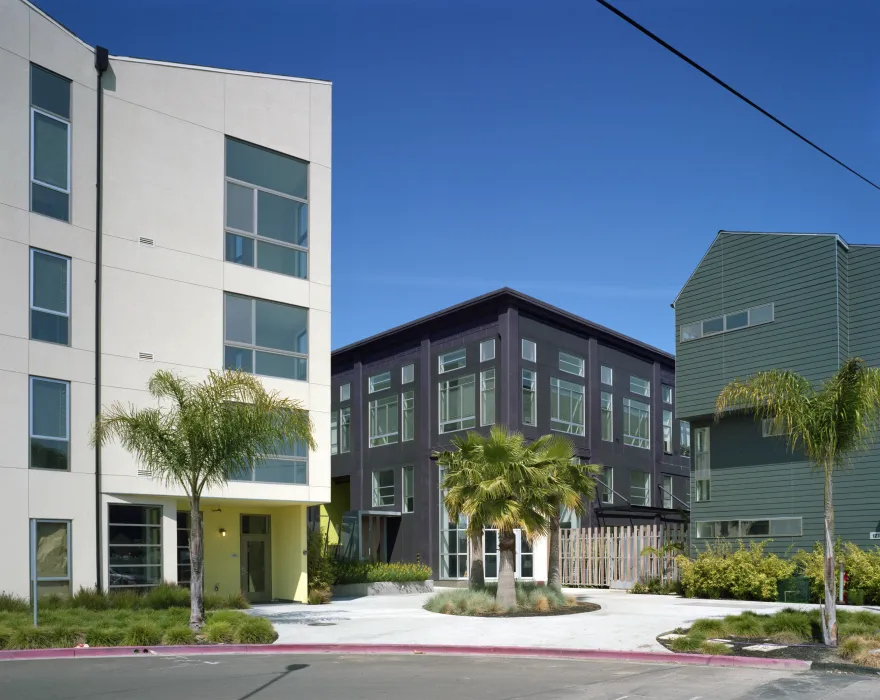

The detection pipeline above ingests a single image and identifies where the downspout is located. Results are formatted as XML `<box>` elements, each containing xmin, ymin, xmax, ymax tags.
<box><xmin>94</xmin><ymin>46</ymin><xmax>109</xmax><ymax>590</ymax></box>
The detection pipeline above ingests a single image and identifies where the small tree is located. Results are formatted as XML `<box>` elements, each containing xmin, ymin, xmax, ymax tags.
<box><xmin>715</xmin><ymin>358</ymin><xmax>880</xmax><ymax>646</ymax></box>
<box><xmin>91</xmin><ymin>369</ymin><xmax>314</xmax><ymax>629</ymax></box>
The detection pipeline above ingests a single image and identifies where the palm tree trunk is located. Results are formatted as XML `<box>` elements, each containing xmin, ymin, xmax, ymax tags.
<box><xmin>547</xmin><ymin>509</ymin><xmax>562</xmax><ymax>591</ymax></box>
<box><xmin>189</xmin><ymin>494</ymin><xmax>205</xmax><ymax>631</ymax></box>
<box><xmin>821</xmin><ymin>465</ymin><xmax>838</xmax><ymax>646</ymax></box>
<box><xmin>469</xmin><ymin>531</ymin><xmax>485</xmax><ymax>589</ymax></box>
<box><xmin>497</xmin><ymin>529</ymin><xmax>517</xmax><ymax>609</ymax></box>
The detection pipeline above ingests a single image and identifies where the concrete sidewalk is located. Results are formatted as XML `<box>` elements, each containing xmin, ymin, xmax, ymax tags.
<box><xmin>252</xmin><ymin>589</ymin><xmax>842</xmax><ymax>652</ymax></box>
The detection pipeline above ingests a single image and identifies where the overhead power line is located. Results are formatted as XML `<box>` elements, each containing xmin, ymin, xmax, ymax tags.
<box><xmin>594</xmin><ymin>0</ymin><xmax>880</xmax><ymax>193</ymax></box>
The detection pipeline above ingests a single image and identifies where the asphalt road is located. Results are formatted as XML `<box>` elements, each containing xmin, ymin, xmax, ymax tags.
<box><xmin>0</xmin><ymin>653</ymin><xmax>878</xmax><ymax>700</ymax></box>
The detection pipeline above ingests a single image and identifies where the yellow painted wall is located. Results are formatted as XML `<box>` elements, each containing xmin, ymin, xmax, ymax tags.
<box><xmin>320</xmin><ymin>481</ymin><xmax>349</xmax><ymax>545</ymax></box>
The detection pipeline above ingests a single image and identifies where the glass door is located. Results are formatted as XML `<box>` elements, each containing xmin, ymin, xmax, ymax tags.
<box><xmin>483</xmin><ymin>529</ymin><xmax>533</xmax><ymax>580</ymax></box>
<box><xmin>240</xmin><ymin>515</ymin><xmax>271</xmax><ymax>603</ymax></box>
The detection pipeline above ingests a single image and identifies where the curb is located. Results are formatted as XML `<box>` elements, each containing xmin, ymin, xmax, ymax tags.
<box><xmin>0</xmin><ymin>643</ymin><xmax>812</xmax><ymax>670</ymax></box>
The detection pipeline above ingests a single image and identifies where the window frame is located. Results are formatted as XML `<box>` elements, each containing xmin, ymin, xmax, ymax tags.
<box><xmin>680</xmin><ymin>420</ymin><xmax>691</xmax><ymax>457</ymax></box>
<box><xmin>680</xmin><ymin>303</ymin><xmax>776</xmax><ymax>343</ymax></box>
<box><xmin>107</xmin><ymin>504</ymin><xmax>163</xmax><ymax>590</ymax></box>
<box><xmin>330</xmin><ymin>410</ymin><xmax>338</xmax><ymax>455</ymax></box>
<box><xmin>521</xmin><ymin>339</ymin><xmax>537</xmax><ymax>362</ymax></box>
<box><xmin>368</xmin><ymin>371</ymin><xmax>392</xmax><ymax>394</ymax></box>
<box><xmin>30</xmin><ymin>518</ymin><xmax>71</xmax><ymax>599</ymax></box>
<box><xmin>480</xmin><ymin>339</ymin><xmax>496</xmax><ymax>362</ymax></box>
<box><xmin>600</xmin><ymin>391</ymin><xmax>613</xmax><ymax>442</ymax></box>
<box><xmin>401</xmin><ymin>364</ymin><xmax>415</xmax><ymax>384</ymax></box>
<box><xmin>402</xmin><ymin>390</ymin><xmax>415</xmax><ymax>442</ymax></box>
<box><xmin>521</xmin><ymin>368</ymin><xmax>537</xmax><ymax>426</ymax></box>
<box><xmin>629</xmin><ymin>376</ymin><xmax>650</xmax><ymax>397</ymax></box>
<box><xmin>339</xmin><ymin>407</ymin><xmax>351</xmax><ymax>454</ymax></box>
<box><xmin>30</xmin><ymin>248</ymin><xmax>71</xmax><ymax>346</ymax></box>
<box><xmin>662</xmin><ymin>475</ymin><xmax>673</xmax><ymax>509</ymax></box>
<box><xmin>29</xmin><ymin>375</ymin><xmax>70</xmax><ymax>471</ymax></box>
<box><xmin>403</xmin><ymin>466</ymin><xmax>414</xmax><ymax>513</ymax></box>
<box><xmin>372</xmin><ymin>469</ymin><xmax>395</xmax><ymax>507</ymax></box>
<box><xmin>662</xmin><ymin>409</ymin><xmax>673</xmax><ymax>455</ymax></box>
<box><xmin>622</xmin><ymin>397</ymin><xmax>650</xmax><ymax>449</ymax></box>
<box><xmin>662</xmin><ymin>384</ymin><xmax>673</xmax><ymax>404</ymax></box>
<box><xmin>480</xmin><ymin>368</ymin><xmax>496</xmax><ymax>426</ymax></box>
<box><xmin>30</xmin><ymin>105</ymin><xmax>71</xmax><ymax>219</ymax></box>
<box><xmin>558</xmin><ymin>351</ymin><xmax>585</xmax><ymax>377</ymax></box>
<box><xmin>231</xmin><ymin>439</ymin><xmax>309</xmax><ymax>484</ymax></box>
<box><xmin>630</xmin><ymin>471</ymin><xmax>651</xmax><ymax>507</ymax></box>
<box><xmin>550</xmin><ymin>377</ymin><xmax>585</xmax><ymax>436</ymax></box>
<box><xmin>694</xmin><ymin>426</ymin><xmax>711</xmax><ymax>502</ymax></box>
<box><xmin>694</xmin><ymin>517</ymin><xmax>802</xmax><ymax>539</ymax></box>
<box><xmin>369</xmin><ymin>394</ymin><xmax>399</xmax><ymax>447</ymax></box>
<box><xmin>599</xmin><ymin>466</ymin><xmax>613</xmax><ymax>504</ymax></box>
<box><xmin>600</xmin><ymin>365</ymin><xmax>613</xmax><ymax>386</ymax></box>
<box><xmin>438</xmin><ymin>348</ymin><xmax>467</xmax><ymax>374</ymax></box>
<box><xmin>438</xmin><ymin>374</ymin><xmax>477</xmax><ymax>434</ymax></box>
<box><xmin>340</xmin><ymin>383</ymin><xmax>351</xmax><ymax>402</ymax></box>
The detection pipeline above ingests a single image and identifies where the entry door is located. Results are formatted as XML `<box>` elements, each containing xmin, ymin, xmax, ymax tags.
<box><xmin>240</xmin><ymin>515</ymin><xmax>271</xmax><ymax>603</ymax></box>
<box><xmin>483</xmin><ymin>529</ymin><xmax>533</xmax><ymax>580</ymax></box>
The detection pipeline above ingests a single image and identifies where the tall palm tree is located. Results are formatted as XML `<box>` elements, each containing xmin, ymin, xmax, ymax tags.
<box><xmin>544</xmin><ymin>439</ymin><xmax>600</xmax><ymax>591</ymax></box>
<box><xmin>436</xmin><ymin>426</ymin><xmax>561</xmax><ymax>609</ymax></box>
<box><xmin>715</xmin><ymin>358</ymin><xmax>880</xmax><ymax>646</ymax></box>
<box><xmin>91</xmin><ymin>369</ymin><xmax>314</xmax><ymax>630</ymax></box>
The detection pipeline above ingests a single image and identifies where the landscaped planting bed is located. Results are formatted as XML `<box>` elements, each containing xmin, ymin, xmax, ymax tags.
<box><xmin>424</xmin><ymin>584</ymin><xmax>599</xmax><ymax>617</ymax></box>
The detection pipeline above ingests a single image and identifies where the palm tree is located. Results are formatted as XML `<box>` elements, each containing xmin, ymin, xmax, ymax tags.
<box><xmin>544</xmin><ymin>440</ymin><xmax>600</xmax><ymax>591</ymax></box>
<box><xmin>715</xmin><ymin>358</ymin><xmax>880</xmax><ymax>646</ymax></box>
<box><xmin>91</xmin><ymin>369</ymin><xmax>314</xmax><ymax>630</ymax></box>
<box><xmin>436</xmin><ymin>426</ymin><xmax>561</xmax><ymax>609</ymax></box>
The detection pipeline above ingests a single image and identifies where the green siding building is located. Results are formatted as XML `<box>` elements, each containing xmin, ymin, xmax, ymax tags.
<box><xmin>674</xmin><ymin>231</ymin><xmax>880</xmax><ymax>555</ymax></box>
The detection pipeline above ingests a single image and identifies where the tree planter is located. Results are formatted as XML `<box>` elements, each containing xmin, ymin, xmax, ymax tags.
<box><xmin>331</xmin><ymin>580</ymin><xmax>434</xmax><ymax>598</ymax></box>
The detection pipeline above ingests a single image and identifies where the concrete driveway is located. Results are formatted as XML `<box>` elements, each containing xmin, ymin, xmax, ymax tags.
<box><xmin>251</xmin><ymin>589</ymin><xmax>847</xmax><ymax>652</ymax></box>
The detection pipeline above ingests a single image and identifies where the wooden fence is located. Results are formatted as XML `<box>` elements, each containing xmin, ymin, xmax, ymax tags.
<box><xmin>559</xmin><ymin>524</ymin><xmax>689</xmax><ymax>588</ymax></box>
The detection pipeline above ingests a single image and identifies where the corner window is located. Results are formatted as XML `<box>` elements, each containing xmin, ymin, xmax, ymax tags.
<box><xmin>223</xmin><ymin>293</ymin><xmax>308</xmax><ymax>381</ymax></box>
<box><xmin>439</xmin><ymin>375</ymin><xmax>476</xmax><ymax>433</ymax></box>
<box><xmin>601</xmin><ymin>391</ymin><xmax>613</xmax><ymax>442</ymax></box>
<box><xmin>108</xmin><ymin>505</ymin><xmax>162</xmax><ymax>589</ymax></box>
<box><xmin>600</xmin><ymin>365</ymin><xmax>613</xmax><ymax>386</ymax></box>
<box><xmin>550</xmin><ymin>377</ymin><xmax>585</xmax><ymax>436</ymax></box>
<box><xmin>662</xmin><ymin>410</ymin><xmax>673</xmax><ymax>454</ymax></box>
<box><xmin>403</xmin><ymin>467</ymin><xmax>414</xmax><ymax>513</ymax></box>
<box><xmin>622</xmin><ymin>397</ymin><xmax>650</xmax><ymax>449</ymax></box>
<box><xmin>662</xmin><ymin>475</ymin><xmax>673</xmax><ymax>509</ymax></box>
<box><xmin>662</xmin><ymin>384</ymin><xmax>673</xmax><ymax>404</ymax></box>
<box><xmin>402</xmin><ymin>390</ymin><xmax>415</xmax><ymax>441</ymax></box>
<box><xmin>480</xmin><ymin>339</ymin><xmax>496</xmax><ymax>362</ymax></box>
<box><xmin>232</xmin><ymin>437</ymin><xmax>308</xmax><ymax>484</ymax></box>
<box><xmin>372</xmin><ymin>470</ymin><xmax>395</xmax><ymax>507</ymax></box>
<box><xmin>480</xmin><ymin>369</ymin><xmax>495</xmax><ymax>426</ymax></box>
<box><xmin>224</xmin><ymin>137</ymin><xmax>309</xmax><ymax>280</ymax></box>
<box><xmin>340</xmin><ymin>407</ymin><xmax>351</xmax><ymax>453</ymax></box>
<box><xmin>630</xmin><ymin>376</ymin><xmax>650</xmax><ymax>397</ymax></box>
<box><xmin>30</xmin><ymin>65</ymin><xmax>71</xmax><ymax>222</ymax></box>
<box><xmin>30</xmin><ymin>376</ymin><xmax>69</xmax><ymax>470</ymax></box>
<box><xmin>369</xmin><ymin>395</ymin><xmax>399</xmax><ymax>447</ymax></box>
<box><xmin>340</xmin><ymin>383</ymin><xmax>351</xmax><ymax>402</ymax></box>
<box><xmin>599</xmin><ymin>466</ymin><xmax>613</xmax><ymax>504</ymax></box>
<box><xmin>680</xmin><ymin>420</ymin><xmax>691</xmax><ymax>456</ymax></box>
<box><xmin>31</xmin><ymin>519</ymin><xmax>71</xmax><ymax>599</ymax></box>
<box><xmin>439</xmin><ymin>349</ymin><xmax>466</xmax><ymax>374</ymax></box>
<box><xmin>369</xmin><ymin>371</ymin><xmax>391</xmax><ymax>393</ymax></box>
<box><xmin>330</xmin><ymin>411</ymin><xmax>338</xmax><ymax>455</ymax></box>
<box><xmin>694</xmin><ymin>427</ymin><xmax>710</xmax><ymax>501</ymax></box>
<box><xmin>521</xmin><ymin>369</ymin><xmax>537</xmax><ymax>426</ymax></box>
<box><xmin>558</xmin><ymin>351</ymin><xmax>585</xmax><ymax>377</ymax></box>
<box><xmin>30</xmin><ymin>249</ymin><xmax>70</xmax><ymax>345</ymax></box>
<box><xmin>630</xmin><ymin>471</ymin><xmax>651</xmax><ymax>507</ymax></box>
<box><xmin>521</xmin><ymin>339</ymin><xmax>537</xmax><ymax>362</ymax></box>
<box><xmin>401</xmin><ymin>364</ymin><xmax>415</xmax><ymax>384</ymax></box>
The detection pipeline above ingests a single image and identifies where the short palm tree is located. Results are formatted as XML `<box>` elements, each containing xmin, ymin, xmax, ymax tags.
<box><xmin>715</xmin><ymin>358</ymin><xmax>880</xmax><ymax>646</ymax></box>
<box><xmin>91</xmin><ymin>369</ymin><xmax>314</xmax><ymax>630</ymax></box>
<box><xmin>435</xmin><ymin>426</ymin><xmax>562</xmax><ymax>609</ymax></box>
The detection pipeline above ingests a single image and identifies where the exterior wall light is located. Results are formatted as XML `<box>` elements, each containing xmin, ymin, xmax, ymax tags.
<box><xmin>219</xmin><ymin>528</ymin><xmax>227</xmax><ymax>537</ymax></box>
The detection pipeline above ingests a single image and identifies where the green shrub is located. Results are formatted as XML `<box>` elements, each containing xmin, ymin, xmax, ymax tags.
<box><xmin>794</xmin><ymin>542</ymin><xmax>880</xmax><ymax>604</ymax></box>
<box><xmin>669</xmin><ymin>635</ymin><xmax>703</xmax><ymax>652</ymax></box>
<box><xmin>333</xmin><ymin>560</ymin><xmax>432</xmax><ymax>585</ymax></box>
<box><xmin>690</xmin><ymin>618</ymin><xmax>728</xmax><ymax>637</ymax></box>
<box><xmin>234</xmin><ymin>616</ymin><xmax>278</xmax><ymax>644</ymax></box>
<box><xmin>424</xmin><ymin>589</ymin><xmax>498</xmax><ymax>615</ymax></box>
<box><xmin>86</xmin><ymin>627</ymin><xmax>125</xmax><ymax>647</ymax></box>
<box><xmin>677</xmin><ymin>541</ymin><xmax>796</xmax><ymax>601</ymax></box>
<box><xmin>124</xmin><ymin>622</ymin><xmax>162</xmax><ymax>647</ymax></box>
<box><xmin>47</xmin><ymin>626</ymin><xmax>83</xmax><ymax>648</ymax></box>
<box><xmin>203</xmin><ymin>620</ymin><xmax>236</xmax><ymax>643</ymax></box>
<box><xmin>143</xmin><ymin>583</ymin><xmax>191</xmax><ymax>609</ymax></box>
<box><xmin>69</xmin><ymin>587</ymin><xmax>112</xmax><ymax>611</ymax></box>
<box><xmin>308</xmin><ymin>530</ymin><xmax>337</xmax><ymax>591</ymax></box>
<box><xmin>0</xmin><ymin>593</ymin><xmax>30</xmax><ymax>613</ymax></box>
<box><xmin>762</xmin><ymin>609</ymin><xmax>816</xmax><ymax>642</ymax></box>
<box><xmin>204</xmin><ymin>591</ymin><xmax>249</xmax><ymax>610</ymax></box>
<box><xmin>699</xmin><ymin>641</ymin><xmax>732</xmax><ymax>655</ymax></box>
<box><xmin>206</xmin><ymin>610</ymin><xmax>249</xmax><ymax>625</ymax></box>
<box><xmin>308</xmin><ymin>588</ymin><xmax>332</xmax><ymax>605</ymax></box>
<box><xmin>631</xmin><ymin>578</ymin><xmax>682</xmax><ymax>595</ymax></box>
<box><xmin>108</xmin><ymin>589</ymin><xmax>142</xmax><ymax>610</ymax></box>
<box><xmin>630</xmin><ymin>582</ymin><xmax>648</xmax><ymax>594</ymax></box>
<box><xmin>162</xmin><ymin>625</ymin><xmax>197</xmax><ymax>645</ymax></box>
<box><xmin>9</xmin><ymin>627</ymin><xmax>57</xmax><ymax>649</ymax></box>
<box><xmin>0</xmin><ymin>625</ymin><xmax>14</xmax><ymax>649</ymax></box>
<box><xmin>723</xmin><ymin>612</ymin><xmax>766</xmax><ymax>638</ymax></box>
<box><xmin>40</xmin><ymin>594</ymin><xmax>66</xmax><ymax>610</ymax></box>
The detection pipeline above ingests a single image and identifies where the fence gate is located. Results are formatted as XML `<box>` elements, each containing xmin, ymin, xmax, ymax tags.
<box><xmin>559</xmin><ymin>524</ymin><xmax>688</xmax><ymax>588</ymax></box>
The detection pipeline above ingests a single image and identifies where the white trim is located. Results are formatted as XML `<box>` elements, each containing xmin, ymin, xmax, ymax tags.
<box><xmin>30</xmin><ymin>107</ymin><xmax>71</xmax><ymax>196</ymax></box>
<box><xmin>110</xmin><ymin>55</ymin><xmax>331</xmax><ymax>85</ymax></box>
<box><xmin>29</xmin><ymin>375</ymin><xmax>70</xmax><ymax>441</ymax></box>
<box><xmin>30</xmin><ymin>248</ymin><xmax>71</xmax><ymax>318</ymax></box>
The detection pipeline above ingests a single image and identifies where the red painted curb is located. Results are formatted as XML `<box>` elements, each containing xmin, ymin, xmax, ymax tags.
<box><xmin>0</xmin><ymin>643</ymin><xmax>811</xmax><ymax>670</ymax></box>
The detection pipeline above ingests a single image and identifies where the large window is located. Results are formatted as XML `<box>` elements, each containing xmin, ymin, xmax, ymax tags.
<box><xmin>176</xmin><ymin>512</ymin><xmax>193</xmax><ymax>588</ymax></box>
<box><xmin>601</xmin><ymin>391</ymin><xmax>613</xmax><ymax>442</ymax></box>
<box><xmin>108</xmin><ymin>505</ymin><xmax>162</xmax><ymax>590</ymax></box>
<box><xmin>31</xmin><ymin>65</ymin><xmax>71</xmax><ymax>222</ymax></box>
<box><xmin>480</xmin><ymin>369</ymin><xmax>495</xmax><ymax>426</ymax></box>
<box><xmin>558</xmin><ymin>351</ymin><xmax>585</xmax><ymax>377</ymax></box>
<box><xmin>522</xmin><ymin>369</ymin><xmax>537</xmax><ymax>426</ymax></box>
<box><xmin>550</xmin><ymin>377</ymin><xmax>585</xmax><ymax>435</ymax></box>
<box><xmin>30</xmin><ymin>376</ymin><xmax>69</xmax><ymax>471</ymax></box>
<box><xmin>232</xmin><ymin>438</ymin><xmax>308</xmax><ymax>484</ymax></box>
<box><xmin>695</xmin><ymin>517</ymin><xmax>802</xmax><ymax>539</ymax></box>
<box><xmin>372</xmin><ymin>470</ymin><xmax>395</xmax><ymax>507</ymax></box>
<box><xmin>662</xmin><ymin>475</ymin><xmax>674</xmax><ymax>509</ymax></box>
<box><xmin>31</xmin><ymin>519</ymin><xmax>71</xmax><ymax>598</ymax></box>
<box><xmin>630</xmin><ymin>471</ymin><xmax>651</xmax><ymax>507</ymax></box>
<box><xmin>662</xmin><ymin>410</ymin><xmax>673</xmax><ymax>454</ymax></box>
<box><xmin>439</xmin><ymin>348</ymin><xmax>466</xmax><ymax>373</ymax></box>
<box><xmin>622</xmin><ymin>397</ymin><xmax>650</xmax><ymax>449</ymax></box>
<box><xmin>440</xmin><ymin>470</ymin><xmax>468</xmax><ymax>579</ymax></box>
<box><xmin>369</xmin><ymin>395</ymin><xmax>399</xmax><ymax>447</ymax></box>
<box><xmin>340</xmin><ymin>407</ymin><xmax>351</xmax><ymax>453</ymax></box>
<box><xmin>330</xmin><ymin>411</ymin><xmax>338</xmax><ymax>455</ymax></box>
<box><xmin>680</xmin><ymin>420</ymin><xmax>691</xmax><ymax>457</ymax></box>
<box><xmin>224</xmin><ymin>137</ymin><xmax>309</xmax><ymax>280</ymax></box>
<box><xmin>439</xmin><ymin>375</ymin><xmax>476</xmax><ymax>433</ymax></box>
<box><xmin>403</xmin><ymin>467</ymin><xmax>414</xmax><ymax>513</ymax></box>
<box><xmin>224</xmin><ymin>293</ymin><xmax>308</xmax><ymax>381</ymax></box>
<box><xmin>680</xmin><ymin>303</ymin><xmax>775</xmax><ymax>342</ymax></box>
<box><xmin>630</xmin><ymin>376</ymin><xmax>650</xmax><ymax>397</ymax></box>
<box><xmin>695</xmin><ymin>427</ymin><xmax>710</xmax><ymax>501</ymax></box>
<box><xmin>30</xmin><ymin>249</ymin><xmax>70</xmax><ymax>345</ymax></box>
<box><xmin>599</xmin><ymin>466</ymin><xmax>613</xmax><ymax>504</ymax></box>
<box><xmin>402</xmin><ymin>391</ymin><xmax>415</xmax><ymax>442</ymax></box>
<box><xmin>369</xmin><ymin>371</ymin><xmax>391</xmax><ymax>393</ymax></box>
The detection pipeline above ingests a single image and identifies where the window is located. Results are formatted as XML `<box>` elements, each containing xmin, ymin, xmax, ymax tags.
<box><xmin>521</xmin><ymin>339</ymin><xmax>537</xmax><ymax>362</ymax></box>
<box><xmin>601</xmin><ymin>365</ymin><xmax>613</xmax><ymax>386</ymax></box>
<box><xmin>630</xmin><ymin>376</ymin><xmax>650</xmax><ymax>397</ymax></box>
<box><xmin>372</xmin><ymin>470</ymin><xmax>395</xmax><ymax>507</ymax></box>
<box><xmin>439</xmin><ymin>348</ymin><xmax>466</xmax><ymax>373</ymax></box>
<box><xmin>31</xmin><ymin>65</ymin><xmax>71</xmax><ymax>222</ymax></box>
<box><xmin>599</xmin><ymin>466</ymin><xmax>613</xmax><ymax>504</ymax></box>
<box><xmin>403</xmin><ymin>467</ymin><xmax>414</xmax><ymax>513</ymax></box>
<box><xmin>694</xmin><ymin>517</ymin><xmax>802</xmax><ymax>539</ymax></box>
<box><xmin>223</xmin><ymin>293</ymin><xmax>308</xmax><ymax>381</ymax></box>
<box><xmin>402</xmin><ymin>391</ymin><xmax>415</xmax><ymax>441</ymax></box>
<box><xmin>439</xmin><ymin>375</ymin><xmax>476</xmax><ymax>433</ymax></box>
<box><xmin>402</xmin><ymin>364</ymin><xmax>415</xmax><ymax>384</ymax></box>
<box><xmin>662</xmin><ymin>410</ymin><xmax>673</xmax><ymax>454</ymax></box>
<box><xmin>480</xmin><ymin>339</ymin><xmax>495</xmax><ymax>362</ymax></box>
<box><xmin>559</xmin><ymin>351</ymin><xmax>585</xmax><ymax>377</ymax></box>
<box><xmin>30</xmin><ymin>249</ymin><xmax>70</xmax><ymax>345</ymax></box>
<box><xmin>176</xmin><ymin>512</ymin><xmax>194</xmax><ymax>588</ymax></box>
<box><xmin>224</xmin><ymin>137</ymin><xmax>309</xmax><ymax>280</ymax></box>
<box><xmin>559</xmin><ymin>504</ymin><xmax>578</xmax><ymax>529</ymax></box>
<box><xmin>680</xmin><ymin>303</ymin><xmax>775</xmax><ymax>342</ymax></box>
<box><xmin>694</xmin><ymin>427</ymin><xmax>710</xmax><ymax>501</ymax></box>
<box><xmin>630</xmin><ymin>471</ymin><xmax>651</xmax><ymax>507</ymax></box>
<box><xmin>480</xmin><ymin>369</ymin><xmax>495</xmax><ymax>426</ymax></box>
<box><xmin>522</xmin><ymin>369</ymin><xmax>537</xmax><ymax>426</ymax></box>
<box><xmin>762</xmin><ymin>418</ymin><xmax>789</xmax><ymax>437</ymax></box>
<box><xmin>622</xmin><ymin>398</ymin><xmax>650</xmax><ymax>449</ymax></box>
<box><xmin>108</xmin><ymin>505</ymin><xmax>162</xmax><ymax>589</ymax></box>
<box><xmin>31</xmin><ymin>519</ymin><xmax>71</xmax><ymax>598</ymax></box>
<box><xmin>601</xmin><ymin>391</ymin><xmax>613</xmax><ymax>442</ymax></box>
<box><xmin>440</xmin><ymin>471</ymin><xmax>468</xmax><ymax>579</ymax></box>
<box><xmin>232</xmin><ymin>438</ymin><xmax>308</xmax><ymax>483</ymax></box>
<box><xmin>340</xmin><ymin>383</ymin><xmax>351</xmax><ymax>402</ymax></box>
<box><xmin>369</xmin><ymin>395</ymin><xmax>399</xmax><ymax>446</ymax></box>
<box><xmin>340</xmin><ymin>407</ymin><xmax>351</xmax><ymax>453</ymax></box>
<box><xmin>330</xmin><ymin>411</ymin><xmax>338</xmax><ymax>455</ymax></box>
<box><xmin>680</xmin><ymin>420</ymin><xmax>691</xmax><ymax>457</ymax></box>
<box><xmin>662</xmin><ymin>384</ymin><xmax>673</xmax><ymax>404</ymax></box>
<box><xmin>30</xmin><ymin>376</ymin><xmax>69</xmax><ymax>470</ymax></box>
<box><xmin>484</xmin><ymin>529</ymin><xmax>498</xmax><ymax>578</ymax></box>
<box><xmin>550</xmin><ymin>377</ymin><xmax>585</xmax><ymax>435</ymax></box>
<box><xmin>662</xmin><ymin>475</ymin><xmax>673</xmax><ymax>509</ymax></box>
<box><xmin>369</xmin><ymin>371</ymin><xmax>391</xmax><ymax>393</ymax></box>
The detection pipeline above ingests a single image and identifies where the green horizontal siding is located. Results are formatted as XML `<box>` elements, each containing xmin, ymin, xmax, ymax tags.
<box><xmin>848</xmin><ymin>246</ymin><xmax>880</xmax><ymax>365</ymax></box>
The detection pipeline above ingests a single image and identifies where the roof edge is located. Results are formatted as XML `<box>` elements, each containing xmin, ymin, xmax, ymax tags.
<box><xmin>109</xmin><ymin>56</ymin><xmax>331</xmax><ymax>85</ymax></box>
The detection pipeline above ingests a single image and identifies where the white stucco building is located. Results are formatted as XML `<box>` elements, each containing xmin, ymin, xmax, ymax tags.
<box><xmin>0</xmin><ymin>0</ymin><xmax>331</xmax><ymax>603</ymax></box>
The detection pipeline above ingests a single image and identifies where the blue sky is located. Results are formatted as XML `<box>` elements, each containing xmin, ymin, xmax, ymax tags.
<box><xmin>37</xmin><ymin>0</ymin><xmax>880</xmax><ymax>353</ymax></box>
